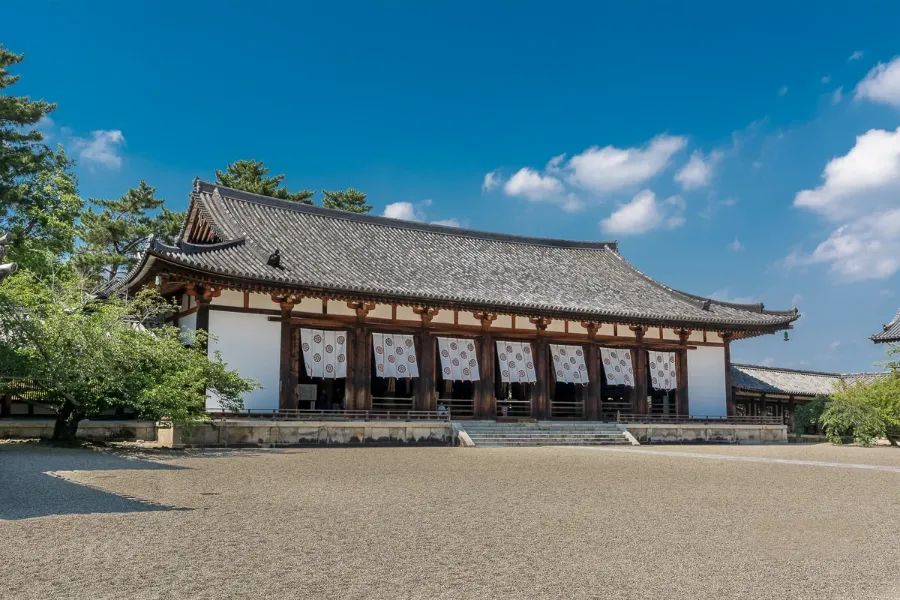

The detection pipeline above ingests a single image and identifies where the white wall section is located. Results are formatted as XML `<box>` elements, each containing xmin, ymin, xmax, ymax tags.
<box><xmin>206</xmin><ymin>310</ymin><xmax>281</xmax><ymax>411</ymax></box>
<box><xmin>687</xmin><ymin>346</ymin><xmax>727</xmax><ymax>417</ymax></box>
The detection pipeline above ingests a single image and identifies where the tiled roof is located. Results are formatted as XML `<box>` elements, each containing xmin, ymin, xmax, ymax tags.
<box><xmin>731</xmin><ymin>364</ymin><xmax>891</xmax><ymax>397</ymax></box>
<box><xmin>871</xmin><ymin>309</ymin><xmax>900</xmax><ymax>343</ymax></box>
<box><xmin>126</xmin><ymin>180</ymin><xmax>800</xmax><ymax>331</ymax></box>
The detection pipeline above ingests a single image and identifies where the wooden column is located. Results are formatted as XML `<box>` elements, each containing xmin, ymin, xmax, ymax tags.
<box><xmin>347</xmin><ymin>302</ymin><xmax>375</xmax><ymax>411</ymax></box>
<box><xmin>722</xmin><ymin>332</ymin><xmax>735</xmax><ymax>416</ymax></box>
<box><xmin>344</xmin><ymin>327</ymin><xmax>358</xmax><ymax>410</ymax></box>
<box><xmin>413</xmin><ymin>307</ymin><xmax>439</xmax><ymax>412</ymax></box>
<box><xmin>530</xmin><ymin>317</ymin><xmax>551</xmax><ymax>420</ymax></box>
<box><xmin>583</xmin><ymin>322</ymin><xmax>601</xmax><ymax>421</ymax></box>
<box><xmin>274</xmin><ymin>295</ymin><xmax>295</xmax><ymax>411</ymax></box>
<box><xmin>676</xmin><ymin>329</ymin><xmax>691</xmax><ymax>416</ymax></box>
<box><xmin>474</xmin><ymin>313</ymin><xmax>497</xmax><ymax>419</ymax></box>
<box><xmin>630</xmin><ymin>326</ymin><xmax>648</xmax><ymax>414</ymax></box>
<box><xmin>187</xmin><ymin>283</ymin><xmax>216</xmax><ymax>352</ymax></box>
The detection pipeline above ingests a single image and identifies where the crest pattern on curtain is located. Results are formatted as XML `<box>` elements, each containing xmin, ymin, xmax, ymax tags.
<box><xmin>299</xmin><ymin>328</ymin><xmax>348</xmax><ymax>379</ymax></box>
<box><xmin>549</xmin><ymin>344</ymin><xmax>589</xmax><ymax>384</ymax></box>
<box><xmin>648</xmin><ymin>351</ymin><xmax>677</xmax><ymax>391</ymax></box>
<box><xmin>372</xmin><ymin>333</ymin><xmax>419</xmax><ymax>379</ymax></box>
<box><xmin>495</xmin><ymin>341</ymin><xmax>537</xmax><ymax>383</ymax></box>
<box><xmin>437</xmin><ymin>337</ymin><xmax>480</xmax><ymax>382</ymax></box>
<box><xmin>599</xmin><ymin>348</ymin><xmax>633</xmax><ymax>386</ymax></box>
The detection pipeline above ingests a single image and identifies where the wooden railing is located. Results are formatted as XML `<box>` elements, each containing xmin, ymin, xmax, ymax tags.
<box><xmin>371</xmin><ymin>396</ymin><xmax>414</xmax><ymax>412</ymax></box>
<box><xmin>208</xmin><ymin>408</ymin><xmax>451</xmax><ymax>422</ymax></box>
<box><xmin>616</xmin><ymin>413</ymin><xmax>784</xmax><ymax>425</ymax></box>
<box><xmin>496</xmin><ymin>398</ymin><xmax>531</xmax><ymax>418</ymax></box>
<box><xmin>439</xmin><ymin>397</ymin><xmax>475</xmax><ymax>418</ymax></box>
<box><xmin>550</xmin><ymin>399</ymin><xmax>584</xmax><ymax>419</ymax></box>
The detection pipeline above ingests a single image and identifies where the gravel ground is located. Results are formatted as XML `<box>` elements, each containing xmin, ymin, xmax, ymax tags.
<box><xmin>2</xmin><ymin>443</ymin><xmax>900</xmax><ymax>600</ymax></box>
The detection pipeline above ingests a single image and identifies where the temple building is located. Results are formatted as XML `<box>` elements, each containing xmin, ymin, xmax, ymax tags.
<box><xmin>115</xmin><ymin>180</ymin><xmax>800</xmax><ymax>421</ymax></box>
<box><xmin>871</xmin><ymin>309</ymin><xmax>900</xmax><ymax>344</ymax></box>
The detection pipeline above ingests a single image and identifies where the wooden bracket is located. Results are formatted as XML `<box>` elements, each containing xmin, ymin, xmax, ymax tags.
<box><xmin>347</xmin><ymin>300</ymin><xmax>376</xmax><ymax>321</ymax></box>
<box><xmin>473</xmin><ymin>312</ymin><xmax>497</xmax><ymax>330</ymax></box>
<box><xmin>581</xmin><ymin>321</ymin><xmax>599</xmax><ymax>338</ymax></box>
<box><xmin>675</xmin><ymin>328</ymin><xmax>692</xmax><ymax>345</ymax></box>
<box><xmin>412</xmin><ymin>306</ymin><xmax>440</xmax><ymax>325</ymax></box>
<box><xmin>529</xmin><ymin>317</ymin><xmax>551</xmax><ymax>331</ymax></box>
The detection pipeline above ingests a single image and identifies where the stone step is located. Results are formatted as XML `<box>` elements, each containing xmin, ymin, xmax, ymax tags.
<box><xmin>467</xmin><ymin>433</ymin><xmax>625</xmax><ymax>439</ymax></box>
<box><xmin>475</xmin><ymin>440</ymin><xmax>629</xmax><ymax>447</ymax></box>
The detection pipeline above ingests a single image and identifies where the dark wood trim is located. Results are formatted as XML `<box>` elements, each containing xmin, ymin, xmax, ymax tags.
<box><xmin>213</xmin><ymin>305</ymin><xmax>283</xmax><ymax>317</ymax></box>
<box><xmin>630</xmin><ymin>327</ymin><xmax>648</xmax><ymax>414</ymax></box>
<box><xmin>586</xmin><ymin>343</ymin><xmax>601</xmax><ymax>420</ymax></box>
<box><xmin>476</xmin><ymin>332</ymin><xmax>494</xmax><ymax>418</ymax></box>
<box><xmin>243</xmin><ymin>291</ymin><xmax>250</xmax><ymax>309</ymax></box>
<box><xmin>722</xmin><ymin>333</ymin><xmax>734</xmax><ymax>416</ymax></box>
<box><xmin>277</xmin><ymin>298</ymin><xmax>294</xmax><ymax>410</ymax></box>
<box><xmin>676</xmin><ymin>348</ymin><xmax>689</xmax><ymax>415</ymax></box>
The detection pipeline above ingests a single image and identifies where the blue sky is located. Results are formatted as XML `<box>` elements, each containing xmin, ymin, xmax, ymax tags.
<box><xmin>5</xmin><ymin>1</ymin><xmax>900</xmax><ymax>373</ymax></box>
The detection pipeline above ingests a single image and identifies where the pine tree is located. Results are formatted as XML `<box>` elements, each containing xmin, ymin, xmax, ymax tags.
<box><xmin>0</xmin><ymin>45</ymin><xmax>82</xmax><ymax>271</ymax></box>
<box><xmin>74</xmin><ymin>181</ymin><xmax>182</xmax><ymax>283</ymax></box>
<box><xmin>215</xmin><ymin>159</ymin><xmax>314</xmax><ymax>204</ymax></box>
<box><xmin>321</xmin><ymin>188</ymin><xmax>372</xmax><ymax>213</ymax></box>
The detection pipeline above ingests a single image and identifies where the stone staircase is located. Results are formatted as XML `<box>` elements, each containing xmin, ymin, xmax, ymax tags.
<box><xmin>457</xmin><ymin>421</ymin><xmax>634</xmax><ymax>447</ymax></box>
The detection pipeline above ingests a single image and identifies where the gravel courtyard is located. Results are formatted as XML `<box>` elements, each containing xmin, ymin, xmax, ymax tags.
<box><xmin>2</xmin><ymin>443</ymin><xmax>900</xmax><ymax>600</ymax></box>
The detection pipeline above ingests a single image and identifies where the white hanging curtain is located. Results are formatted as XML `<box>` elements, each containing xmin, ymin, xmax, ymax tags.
<box><xmin>599</xmin><ymin>348</ymin><xmax>634</xmax><ymax>387</ymax></box>
<box><xmin>299</xmin><ymin>328</ymin><xmax>348</xmax><ymax>379</ymax></box>
<box><xmin>648</xmin><ymin>351</ymin><xmax>677</xmax><ymax>391</ymax></box>
<box><xmin>549</xmin><ymin>344</ymin><xmax>589</xmax><ymax>385</ymax></box>
<box><xmin>437</xmin><ymin>337</ymin><xmax>480</xmax><ymax>382</ymax></box>
<box><xmin>372</xmin><ymin>333</ymin><xmax>419</xmax><ymax>379</ymax></box>
<box><xmin>496</xmin><ymin>341</ymin><xmax>537</xmax><ymax>383</ymax></box>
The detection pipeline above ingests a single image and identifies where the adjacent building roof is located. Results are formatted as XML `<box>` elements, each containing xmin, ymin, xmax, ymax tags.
<box><xmin>731</xmin><ymin>363</ymin><xmax>890</xmax><ymax>397</ymax></box>
<box><xmin>121</xmin><ymin>180</ymin><xmax>800</xmax><ymax>332</ymax></box>
<box><xmin>870</xmin><ymin>308</ymin><xmax>900</xmax><ymax>344</ymax></box>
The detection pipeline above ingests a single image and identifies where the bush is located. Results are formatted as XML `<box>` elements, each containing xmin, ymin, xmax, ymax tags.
<box><xmin>793</xmin><ymin>395</ymin><xmax>829</xmax><ymax>435</ymax></box>
<box><xmin>819</xmin><ymin>398</ymin><xmax>885</xmax><ymax>446</ymax></box>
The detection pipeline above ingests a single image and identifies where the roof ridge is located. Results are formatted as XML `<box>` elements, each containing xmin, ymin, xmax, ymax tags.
<box><xmin>732</xmin><ymin>363</ymin><xmax>842</xmax><ymax>377</ymax></box>
<box><xmin>194</xmin><ymin>179</ymin><xmax>620</xmax><ymax>251</ymax></box>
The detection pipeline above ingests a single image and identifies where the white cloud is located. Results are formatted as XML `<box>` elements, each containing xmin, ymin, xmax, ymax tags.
<box><xmin>821</xmin><ymin>75</ymin><xmax>831</xmax><ymax>84</ymax></box>
<box><xmin>721</xmin><ymin>196</ymin><xmax>739</xmax><ymax>207</ymax></box>
<box><xmin>383</xmin><ymin>201</ymin><xmax>422</xmax><ymax>221</ymax></box>
<box><xmin>503</xmin><ymin>167</ymin><xmax>570</xmax><ymax>205</ymax></box>
<box><xmin>383</xmin><ymin>200</ymin><xmax>462</xmax><ymax>227</ymax></box>
<box><xmin>849</xmin><ymin>50</ymin><xmax>864</xmax><ymax>61</ymax></box>
<box><xmin>566</xmin><ymin>134</ymin><xmax>687</xmax><ymax>193</ymax></box>
<box><xmin>430</xmin><ymin>218</ymin><xmax>461</xmax><ymax>227</ymax></box>
<box><xmin>674</xmin><ymin>150</ymin><xmax>724</xmax><ymax>190</ymax></box>
<box><xmin>788</xmin><ymin>128</ymin><xmax>900</xmax><ymax>280</ymax></box>
<box><xmin>759</xmin><ymin>357</ymin><xmax>776</xmax><ymax>367</ymax></box>
<box><xmin>793</xmin><ymin>127</ymin><xmax>900</xmax><ymax>220</ymax></box>
<box><xmin>829</xmin><ymin>341</ymin><xmax>841</xmax><ymax>351</ymax></box>
<box><xmin>482</xmin><ymin>170</ymin><xmax>501</xmax><ymax>192</ymax></box>
<box><xmin>546</xmin><ymin>153</ymin><xmax>566</xmax><ymax>173</ymax></box>
<box><xmin>752</xmin><ymin>160</ymin><xmax>763</xmax><ymax>169</ymax></box>
<box><xmin>832</xmin><ymin>86</ymin><xmax>844</xmax><ymax>104</ymax></box>
<box><xmin>709</xmin><ymin>289</ymin><xmax>760</xmax><ymax>305</ymax></box>
<box><xmin>778</xmin><ymin>85</ymin><xmax>789</xmax><ymax>97</ymax></box>
<box><xmin>70</xmin><ymin>130</ymin><xmax>126</xmax><ymax>170</ymax></box>
<box><xmin>791</xmin><ymin>293</ymin><xmax>803</xmax><ymax>307</ymax></box>
<box><xmin>855</xmin><ymin>57</ymin><xmax>900</xmax><ymax>108</ymax></box>
<box><xmin>599</xmin><ymin>190</ymin><xmax>686</xmax><ymax>236</ymax></box>
<box><xmin>728</xmin><ymin>237</ymin><xmax>744</xmax><ymax>252</ymax></box>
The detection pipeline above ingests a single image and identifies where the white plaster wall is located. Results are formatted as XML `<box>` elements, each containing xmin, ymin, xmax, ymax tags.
<box><xmin>206</xmin><ymin>311</ymin><xmax>281</xmax><ymax>411</ymax></box>
<box><xmin>687</xmin><ymin>346</ymin><xmax>727</xmax><ymax>417</ymax></box>
<box><xmin>179</xmin><ymin>312</ymin><xmax>197</xmax><ymax>345</ymax></box>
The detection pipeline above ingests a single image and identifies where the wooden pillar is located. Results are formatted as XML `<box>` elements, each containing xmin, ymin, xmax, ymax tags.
<box><xmin>675</xmin><ymin>329</ymin><xmax>691</xmax><ymax>416</ymax></box>
<box><xmin>354</xmin><ymin>324</ymin><xmax>371</xmax><ymax>411</ymax></box>
<box><xmin>344</xmin><ymin>327</ymin><xmax>358</xmax><ymax>410</ymax></box>
<box><xmin>476</xmin><ymin>330</ymin><xmax>495</xmax><ymax>419</ymax></box>
<box><xmin>414</xmin><ymin>330</ymin><xmax>436</xmax><ymax>411</ymax></box>
<box><xmin>722</xmin><ymin>332</ymin><xmax>735</xmax><ymax>416</ymax></box>
<box><xmin>630</xmin><ymin>326</ymin><xmax>648</xmax><ymax>414</ymax></box>
<box><xmin>275</xmin><ymin>296</ymin><xmax>294</xmax><ymax>411</ymax></box>
<box><xmin>474</xmin><ymin>312</ymin><xmax>497</xmax><ymax>419</ymax></box>
<box><xmin>529</xmin><ymin>318</ymin><xmax>552</xmax><ymax>419</ymax></box>
<box><xmin>583</xmin><ymin>323</ymin><xmax>601</xmax><ymax>421</ymax></box>
<box><xmin>675</xmin><ymin>349</ymin><xmax>689</xmax><ymax>416</ymax></box>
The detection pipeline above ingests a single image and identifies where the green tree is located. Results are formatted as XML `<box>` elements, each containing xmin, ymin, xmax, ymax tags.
<box><xmin>0</xmin><ymin>45</ymin><xmax>82</xmax><ymax>271</ymax></box>
<box><xmin>793</xmin><ymin>395</ymin><xmax>828</xmax><ymax>435</ymax></box>
<box><xmin>74</xmin><ymin>181</ymin><xmax>182</xmax><ymax>283</ymax></box>
<box><xmin>321</xmin><ymin>188</ymin><xmax>372</xmax><ymax>213</ymax></box>
<box><xmin>215</xmin><ymin>159</ymin><xmax>314</xmax><ymax>204</ymax></box>
<box><xmin>819</xmin><ymin>396</ymin><xmax>885</xmax><ymax>446</ymax></box>
<box><xmin>0</xmin><ymin>271</ymin><xmax>258</xmax><ymax>441</ymax></box>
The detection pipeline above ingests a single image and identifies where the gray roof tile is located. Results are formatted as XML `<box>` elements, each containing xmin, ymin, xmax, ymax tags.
<box><xmin>134</xmin><ymin>180</ymin><xmax>801</xmax><ymax>330</ymax></box>
<box><xmin>871</xmin><ymin>308</ymin><xmax>900</xmax><ymax>343</ymax></box>
<box><xmin>732</xmin><ymin>364</ymin><xmax>890</xmax><ymax>397</ymax></box>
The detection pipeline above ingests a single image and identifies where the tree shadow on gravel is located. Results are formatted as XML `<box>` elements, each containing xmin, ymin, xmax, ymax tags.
<box><xmin>0</xmin><ymin>443</ymin><xmax>192</xmax><ymax>520</ymax></box>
